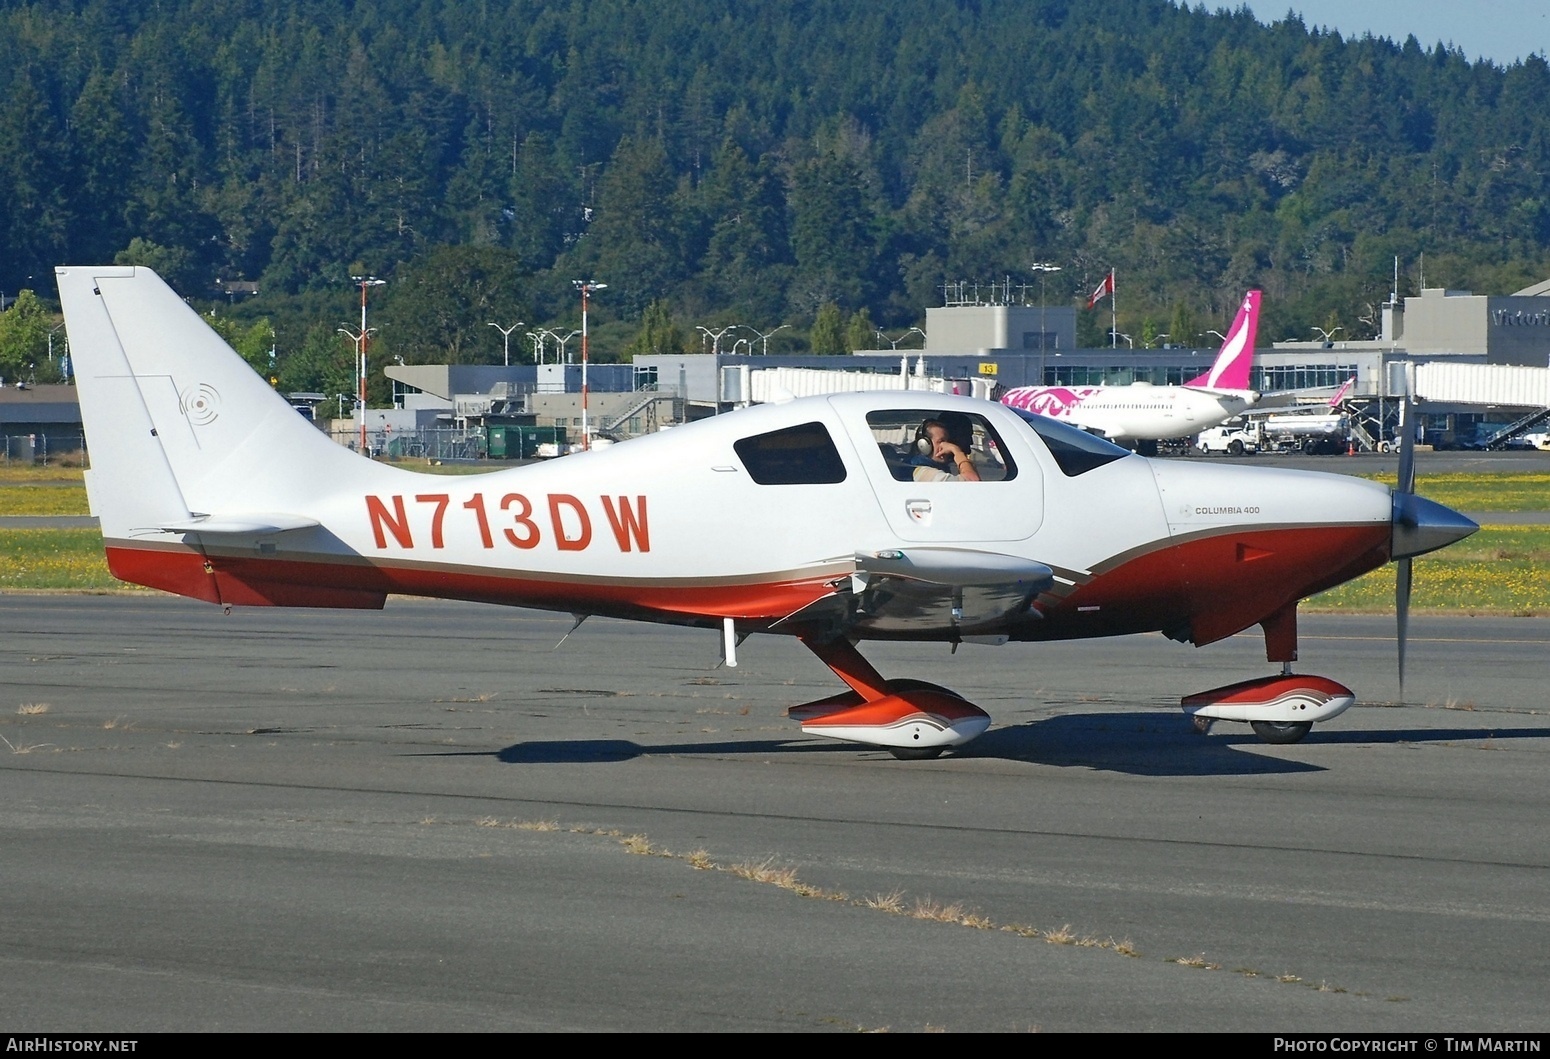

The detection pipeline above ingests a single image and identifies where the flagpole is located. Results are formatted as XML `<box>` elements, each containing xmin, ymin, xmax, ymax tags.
<box><xmin>1111</xmin><ymin>270</ymin><xmax>1117</xmax><ymax>350</ymax></box>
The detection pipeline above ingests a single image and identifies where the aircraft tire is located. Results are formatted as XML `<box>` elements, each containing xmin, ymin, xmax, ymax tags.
<box><xmin>889</xmin><ymin>746</ymin><xmax>946</xmax><ymax>760</ymax></box>
<box><xmin>1250</xmin><ymin>720</ymin><xmax>1313</xmax><ymax>744</ymax></box>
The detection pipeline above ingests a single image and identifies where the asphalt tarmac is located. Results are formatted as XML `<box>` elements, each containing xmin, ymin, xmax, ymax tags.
<box><xmin>2</xmin><ymin>595</ymin><xmax>1547</xmax><ymax>1032</ymax></box>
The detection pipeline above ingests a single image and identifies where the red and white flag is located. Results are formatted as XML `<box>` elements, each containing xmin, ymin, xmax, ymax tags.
<box><xmin>1086</xmin><ymin>271</ymin><xmax>1115</xmax><ymax>309</ymax></box>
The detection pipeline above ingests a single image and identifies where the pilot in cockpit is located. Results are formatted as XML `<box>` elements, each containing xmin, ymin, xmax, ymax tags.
<box><xmin>910</xmin><ymin>412</ymin><xmax>982</xmax><ymax>483</ymax></box>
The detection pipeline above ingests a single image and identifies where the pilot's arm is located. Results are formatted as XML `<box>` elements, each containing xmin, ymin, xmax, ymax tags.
<box><xmin>935</xmin><ymin>438</ymin><xmax>981</xmax><ymax>482</ymax></box>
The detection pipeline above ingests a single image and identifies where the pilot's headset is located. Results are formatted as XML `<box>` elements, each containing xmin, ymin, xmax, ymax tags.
<box><xmin>915</xmin><ymin>413</ymin><xmax>973</xmax><ymax>457</ymax></box>
<box><xmin>913</xmin><ymin>419</ymin><xmax>943</xmax><ymax>456</ymax></box>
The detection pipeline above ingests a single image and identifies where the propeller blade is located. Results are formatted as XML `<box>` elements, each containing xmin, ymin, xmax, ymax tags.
<box><xmin>1397</xmin><ymin>394</ymin><xmax>1416</xmax><ymax>497</ymax></box>
<box><xmin>1396</xmin><ymin>556</ymin><xmax>1412</xmax><ymax>703</ymax></box>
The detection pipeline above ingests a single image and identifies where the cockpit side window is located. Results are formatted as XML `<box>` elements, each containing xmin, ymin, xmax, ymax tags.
<box><xmin>734</xmin><ymin>421</ymin><xmax>848</xmax><ymax>485</ymax></box>
<box><xmin>1008</xmin><ymin>407</ymin><xmax>1129</xmax><ymax>476</ymax></box>
<box><xmin>864</xmin><ymin>410</ymin><xmax>1017</xmax><ymax>483</ymax></box>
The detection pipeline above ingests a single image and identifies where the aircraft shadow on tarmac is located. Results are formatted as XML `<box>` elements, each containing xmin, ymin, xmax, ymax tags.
<box><xmin>437</xmin><ymin>712</ymin><xmax>1549</xmax><ymax>777</ymax></box>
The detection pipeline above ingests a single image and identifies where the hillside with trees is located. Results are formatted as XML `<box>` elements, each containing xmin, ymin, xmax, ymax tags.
<box><xmin>3</xmin><ymin>0</ymin><xmax>1550</xmax><ymax>392</ymax></box>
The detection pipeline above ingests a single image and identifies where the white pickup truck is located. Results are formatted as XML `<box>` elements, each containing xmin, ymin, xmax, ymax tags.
<box><xmin>1195</xmin><ymin>422</ymin><xmax>1261</xmax><ymax>455</ymax></box>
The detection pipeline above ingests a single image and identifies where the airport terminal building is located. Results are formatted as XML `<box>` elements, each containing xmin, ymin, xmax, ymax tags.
<box><xmin>634</xmin><ymin>281</ymin><xmax>1550</xmax><ymax>447</ymax></box>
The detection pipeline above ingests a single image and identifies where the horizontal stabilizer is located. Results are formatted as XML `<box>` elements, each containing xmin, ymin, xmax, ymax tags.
<box><xmin>158</xmin><ymin>514</ymin><xmax>322</xmax><ymax>535</ymax></box>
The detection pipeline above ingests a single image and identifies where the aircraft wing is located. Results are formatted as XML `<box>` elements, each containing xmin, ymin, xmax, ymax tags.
<box><xmin>772</xmin><ymin>547</ymin><xmax>1054</xmax><ymax>639</ymax></box>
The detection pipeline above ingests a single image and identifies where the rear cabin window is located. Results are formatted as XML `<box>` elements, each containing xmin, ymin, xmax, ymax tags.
<box><xmin>734</xmin><ymin>421</ymin><xmax>848</xmax><ymax>485</ymax></box>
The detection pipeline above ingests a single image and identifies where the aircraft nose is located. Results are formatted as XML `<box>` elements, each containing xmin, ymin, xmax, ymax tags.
<box><xmin>1392</xmin><ymin>493</ymin><xmax>1478</xmax><ymax>560</ymax></box>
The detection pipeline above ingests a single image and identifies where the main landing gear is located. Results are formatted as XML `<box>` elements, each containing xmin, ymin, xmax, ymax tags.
<box><xmin>788</xmin><ymin>637</ymin><xmax>991</xmax><ymax>759</ymax></box>
<box><xmin>1181</xmin><ymin>604</ymin><xmax>1355</xmax><ymax>744</ymax></box>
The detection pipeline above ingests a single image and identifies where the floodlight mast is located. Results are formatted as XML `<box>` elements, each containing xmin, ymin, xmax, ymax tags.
<box><xmin>574</xmin><ymin>280</ymin><xmax>606</xmax><ymax>451</ymax></box>
<box><xmin>1030</xmin><ymin>262</ymin><xmax>1061</xmax><ymax>383</ymax></box>
<box><xmin>346</xmin><ymin>276</ymin><xmax>385</xmax><ymax>456</ymax></box>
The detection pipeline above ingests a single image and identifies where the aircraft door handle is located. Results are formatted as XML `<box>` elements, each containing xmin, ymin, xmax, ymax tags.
<box><xmin>905</xmin><ymin>499</ymin><xmax>933</xmax><ymax>525</ymax></box>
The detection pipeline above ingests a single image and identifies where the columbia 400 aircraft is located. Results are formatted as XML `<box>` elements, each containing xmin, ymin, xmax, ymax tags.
<box><xmin>59</xmin><ymin>267</ymin><xmax>1476</xmax><ymax>757</ymax></box>
<box><xmin>1000</xmin><ymin>290</ymin><xmax>1263</xmax><ymax>450</ymax></box>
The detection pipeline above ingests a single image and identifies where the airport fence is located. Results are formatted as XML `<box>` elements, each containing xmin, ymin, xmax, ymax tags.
<box><xmin>2</xmin><ymin>434</ymin><xmax>87</xmax><ymax>467</ymax></box>
<box><xmin>327</xmin><ymin>425</ymin><xmax>491</xmax><ymax>461</ymax></box>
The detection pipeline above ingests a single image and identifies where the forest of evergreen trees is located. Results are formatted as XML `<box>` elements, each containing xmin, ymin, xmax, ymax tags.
<box><xmin>3</xmin><ymin>0</ymin><xmax>1550</xmax><ymax>396</ymax></box>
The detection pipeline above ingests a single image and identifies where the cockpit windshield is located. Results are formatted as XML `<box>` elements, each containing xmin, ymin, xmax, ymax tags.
<box><xmin>1007</xmin><ymin>407</ymin><xmax>1130</xmax><ymax>476</ymax></box>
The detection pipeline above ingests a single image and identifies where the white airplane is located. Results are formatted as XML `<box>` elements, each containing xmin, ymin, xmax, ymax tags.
<box><xmin>58</xmin><ymin>267</ymin><xmax>1476</xmax><ymax>756</ymax></box>
<box><xmin>1000</xmin><ymin>290</ymin><xmax>1263</xmax><ymax>450</ymax></box>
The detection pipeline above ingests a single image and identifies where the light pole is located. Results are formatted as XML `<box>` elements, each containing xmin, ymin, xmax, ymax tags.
<box><xmin>1030</xmin><ymin>262</ymin><xmax>1061</xmax><ymax>384</ymax></box>
<box><xmin>907</xmin><ymin>326</ymin><xmax>926</xmax><ymax>348</ymax></box>
<box><xmin>696</xmin><ymin>325</ymin><xmax>737</xmax><ymax>356</ymax></box>
<box><xmin>573</xmin><ymin>280</ymin><xmax>606</xmax><ymax>451</ymax></box>
<box><xmin>488</xmin><ymin>320</ymin><xmax>524</xmax><ymax>366</ymax></box>
<box><xmin>345</xmin><ymin>276</ymin><xmax>385</xmax><ymax>456</ymax></box>
<box><xmin>552</xmin><ymin>329</ymin><xmax>579</xmax><ymax>363</ymax></box>
<box><xmin>526</xmin><ymin>331</ymin><xmax>547</xmax><ymax>365</ymax></box>
<box><xmin>1311</xmin><ymin>326</ymin><xmax>1344</xmax><ymax>347</ymax></box>
<box><xmin>875</xmin><ymin>329</ymin><xmax>916</xmax><ymax>350</ymax></box>
<box><xmin>747</xmin><ymin>324</ymin><xmax>789</xmax><ymax>355</ymax></box>
<box><xmin>47</xmin><ymin>323</ymin><xmax>66</xmax><ymax>376</ymax></box>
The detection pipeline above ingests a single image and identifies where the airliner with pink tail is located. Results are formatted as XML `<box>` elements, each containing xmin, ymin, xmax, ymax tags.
<box><xmin>1000</xmin><ymin>291</ymin><xmax>1262</xmax><ymax>448</ymax></box>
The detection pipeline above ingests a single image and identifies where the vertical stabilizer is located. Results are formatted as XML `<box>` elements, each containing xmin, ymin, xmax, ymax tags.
<box><xmin>1187</xmin><ymin>290</ymin><xmax>1260</xmax><ymax>390</ymax></box>
<box><xmin>57</xmin><ymin>266</ymin><xmax>369</xmax><ymax>541</ymax></box>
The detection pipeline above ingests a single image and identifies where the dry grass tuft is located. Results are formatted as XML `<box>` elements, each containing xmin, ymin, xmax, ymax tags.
<box><xmin>1173</xmin><ymin>954</ymin><xmax>1221</xmax><ymax>969</ymax></box>
<box><xmin>516</xmin><ymin>819</ymin><xmax>559</xmax><ymax>832</ymax></box>
<box><xmin>730</xmin><ymin>857</ymin><xmax>799</xmax><ymax>888</ymax></box>
<box><xmin>864</xmin><ymin>890</ymin><xmax>906</xmax><ymax>914</ymax></box>
<box><xmin>1043</xmin><ymin>924</ymin><xmax>1077</xmax><ymax>945</ymax></box>
<box><xmin>910</xmin><ymin>897</ymin><xmax>967</xmax><ymax>924</ymax></box>
<box><xmin>621</xmin><ymin>833</ymin><xmax>654</xmax><ymax>855</ymax></box>
<box><xmin>16</xmin><ymin>703</ymin><xmax>49</xmax><ymax>715</ymax></box>
<box><xmin>0</xmin><ymin>732</ymin><xmax>52</xmax><ymax>754</ymax></box>
<box><xmin>686</xmin><ymin>849</ymin><xmax>713</xmax><ymax>870</ymax></box>
<box><xmin>475</xmin><ymin>816</ymin><xmax>502</xmax><ymax>828</ymax></box>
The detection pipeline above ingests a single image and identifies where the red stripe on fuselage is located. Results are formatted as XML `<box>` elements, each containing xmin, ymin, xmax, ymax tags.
<box><xmin>104</xmin><ymin>544</ymin><xmax>838</xmax><ymax>623</ymax></box>
<box><xmin>105</xmin><ymin>518</ymin><xmax>1391</xmax><ymax>643</ymax></box>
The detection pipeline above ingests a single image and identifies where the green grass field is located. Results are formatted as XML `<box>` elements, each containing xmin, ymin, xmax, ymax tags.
<box><xmin>0</xmin><ymin>463</ymin><xmax>85</xmax><ymax>483</ymax></box>
<box><xmin>1365</xmin><ymin>472</ymin><xmax>1550</xmax><ymax>511</ymax></box>
<box><xmin>0</xmin><ymin>485</ymin><xmax>90</xmax><ymax>516</ymax></box>
<box><xmin>0</xmin><ymin>529</ymin><xmax>128</xmax><ymax>590</ymax></box>
<box><xmin>1309</xmin><ymin>525</ymin><xmax>1550</xmax><ymax>612</ymax></box>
